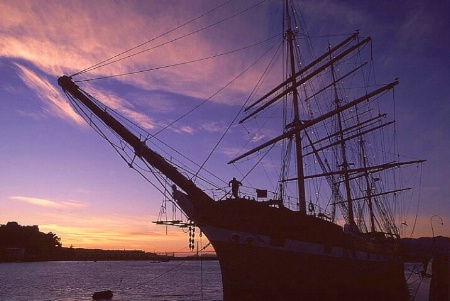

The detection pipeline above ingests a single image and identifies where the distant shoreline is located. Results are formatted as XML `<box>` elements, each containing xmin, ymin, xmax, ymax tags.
<box><xmin>1</xmin><ymin>246</ymin><xmax>217</xmax><ymax>263</ymax></box>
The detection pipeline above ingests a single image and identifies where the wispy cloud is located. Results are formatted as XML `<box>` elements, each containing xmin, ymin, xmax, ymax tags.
<box><xmin>200</xmin><ymin>121</ymin><xmax>228</xmax><ymax>133</ymax></box>
<box><xmin>250</xmin><ymin>133</ymin><xmax>265</xmax><ymax>143</ymax></box>
<box><xmin>10</xmin><ymin>196</ymin><xmax>85</xmax><ymax>209</ymax></box>
<box><xmin>0</xmin><ymin>1</ymin><xmax>278</xmax><ymax>125</ymax></box>
<box><xmin>178</xmin><ymin>125</ymin><xmax>195</xmax><ymax>134</ymax></box>
<box><xmin>15</xmin><ymin>63</ymin><xmax>85</xmax><ymax>125</ymax></box>
<box><xmin>15</xmin><ymin>62</ymin><xmax>157</xmax><ymax>130</ymax></box>
<box><xmin>88</xmin><ymin>86</ymin><xmax>157</xmax><ymax>130</ymax></box>
<box><xmin>220</xmin><ymin>146</ymin><xmax>242</xmax><ymax>158</ymax></box>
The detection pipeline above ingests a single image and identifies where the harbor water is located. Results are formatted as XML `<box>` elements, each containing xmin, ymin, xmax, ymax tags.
<box><xmin>0</xmin><ymin>261</ymin><xmax>222</xmax><ymax>301</ymax></box>
<box><xmin>0</xmin><ymin>261</ymin><xmax>429</xmax><ymax>300</ymax></box>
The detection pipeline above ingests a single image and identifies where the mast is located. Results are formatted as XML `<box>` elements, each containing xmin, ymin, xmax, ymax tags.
<box><xmin>358</xmin><ymin>109</ymin><xmax>376</xmax><ymax>233</ymax></box>
<box><xmin>329</xmin><ymin>44</ymin><xmax>356</xmax><ymax>227</ymax></box>
<box><xmin>285</xmin><ymin>0</ymin><xmax>307</xmax><ymax>214</ymax></box>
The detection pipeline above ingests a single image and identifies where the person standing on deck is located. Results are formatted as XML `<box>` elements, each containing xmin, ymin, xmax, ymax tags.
<box><xmin>229</xmin><ymin>177</ymin><xmax>242</xmax><ymax>199</ymax></box>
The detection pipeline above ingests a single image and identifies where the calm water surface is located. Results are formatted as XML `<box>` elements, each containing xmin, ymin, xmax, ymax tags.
<box><xmin>0</xmin><ymin>260</ymin><xmax>222</xmax><ymax>301</ymax></box>
<box><xmin>0</xmin><ymin>261</ymin><xmax>428</xmax><ymax>301</ymax></box>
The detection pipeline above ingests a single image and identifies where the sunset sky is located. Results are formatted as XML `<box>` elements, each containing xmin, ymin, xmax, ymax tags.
<box><xmin>1</xmin><ymin>0</ymin><xmax>449</xmax><ymax>253</ymax></box>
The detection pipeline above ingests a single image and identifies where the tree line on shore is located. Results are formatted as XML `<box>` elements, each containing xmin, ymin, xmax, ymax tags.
<box><xmin>0</xmin><ymin>221</ymin><xmax>62</xmax><ymax>261</ymax></box>
<box><xmin>0</xmin><ymin>221</ymin><xmax>215</xmax><ymax>262</ymax></box>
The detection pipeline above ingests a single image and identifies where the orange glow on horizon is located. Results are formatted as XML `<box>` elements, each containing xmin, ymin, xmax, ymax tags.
<box><xmin>39</xmin><ymin>223</ymin><xmax>200</xmax><ymax>253</ymax></box>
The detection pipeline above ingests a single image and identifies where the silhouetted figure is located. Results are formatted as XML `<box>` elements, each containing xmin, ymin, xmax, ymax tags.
<box><xmin>229</xmin><ymin>177</ymin><xmax>242</xmax><ymax>198</ymax></box>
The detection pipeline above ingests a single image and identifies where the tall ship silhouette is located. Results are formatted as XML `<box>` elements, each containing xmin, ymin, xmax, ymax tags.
<box><xmin>58</xmin><ymin>1</ymin><xmax>425</xmax><ymax>300</ymax></box>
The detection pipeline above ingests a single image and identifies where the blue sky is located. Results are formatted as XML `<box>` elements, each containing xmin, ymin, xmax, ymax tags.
<box><xmin>1</xmin><ymin>0</ymin><xmax>449</xmax><ymax>252</ymax></box>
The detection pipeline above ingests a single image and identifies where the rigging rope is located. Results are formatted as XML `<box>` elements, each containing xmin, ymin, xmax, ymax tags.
<box><xmin>74</xmin><ymin>35</ymin><xmax>279</xmax><ymax>83</ymax></box>
<box><xmin>71</xmin><ymin>0</ymin><xmax>233</xmax><ymax>77</ymax></box>
<box><xmin>59</xmin><ymin>0</ymin><xmax>423</xmax><ymax>237</ymax></box>
<box><xmin>409</xmin><ymin>164</ymin><xmax>424</xmax><ymax>238</ymax></box>
<box><xmin>194</xmin><ymin>39</ymin><xmax>283</xmax><ymax>180</ymax></box>
<box><xmin>67</xmin><ymin>83</ymin><xmax>232</xmax><ymax>197</ymax></box>
<box><xmin>71</xmin><ymin>0</ymin><xmax>268</xmax><ymax>78</ymax></box>
<box><xmin>60</xmin><ymin>0</ymin><xmax>286</xmax><ymax>194</ymax></box>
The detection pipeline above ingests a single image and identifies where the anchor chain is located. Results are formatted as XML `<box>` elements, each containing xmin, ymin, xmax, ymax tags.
<box><xmin>188</xmin><ymin>221</ymin><xmax>195</xmax><ymax>251</ymax></box>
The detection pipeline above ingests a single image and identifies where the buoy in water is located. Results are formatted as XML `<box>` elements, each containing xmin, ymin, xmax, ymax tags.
<box><xmin>92</xmin><ymin>290</ymin><xmax>113</xmax><ymax>300</ymax></box>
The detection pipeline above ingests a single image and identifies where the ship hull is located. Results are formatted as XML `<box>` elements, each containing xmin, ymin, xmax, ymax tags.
<box><xmin>175</xmin><ymin>192</ymin><xmax>409</xmax><ymax>301</ymax></box>
<box><xmin>203</xmin><ymin>226</ymin><xmax>408</xmax><ymax>301</ymax></box>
